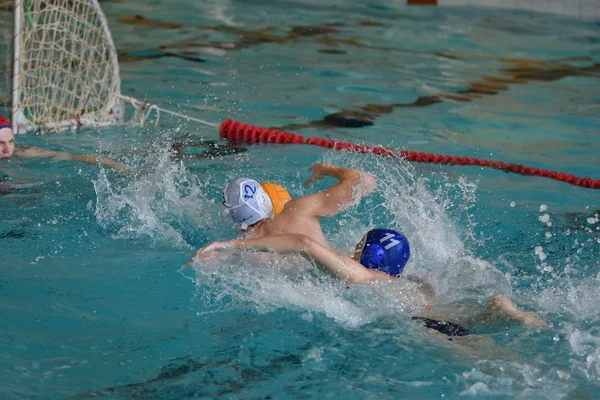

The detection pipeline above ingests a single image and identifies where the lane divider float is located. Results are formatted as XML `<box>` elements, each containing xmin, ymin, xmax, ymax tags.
<box><xmin>219</xmin><ymin>119</ymin><xmax>600</xmax><ymax>189</ymax></box>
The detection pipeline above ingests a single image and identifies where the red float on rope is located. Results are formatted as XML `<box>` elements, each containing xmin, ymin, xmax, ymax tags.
<box><xmin>219</xmin><ymin>119</ymin><xmax>600</xmax><ymax>189</ymax></box>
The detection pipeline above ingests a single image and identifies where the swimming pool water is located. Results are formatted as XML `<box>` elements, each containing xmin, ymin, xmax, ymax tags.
<box><xmin>1</xmin><ymin>1</ymin><xmax>599</xmax><ymax>398</ymax></box>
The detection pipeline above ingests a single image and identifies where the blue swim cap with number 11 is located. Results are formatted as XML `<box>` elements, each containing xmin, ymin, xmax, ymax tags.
<box><xmin>359</xmin><ymin>228</ymin><xmax>411</xmax><ymax>277</ymax></box>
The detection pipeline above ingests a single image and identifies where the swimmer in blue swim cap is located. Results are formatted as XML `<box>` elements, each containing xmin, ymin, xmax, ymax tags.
<box><xmin>354</xmin><ymin>228</ymin><xmax>411</xmax><ymax>277</ymax></box>
<box><xmin>195</xmin><ymin>162</ymin><xmax>547</xmax><ymax>333</ymax></box>
<box><xmin>193</xmin><ymin>228</ymin><xmax>548</xmax><ymax>330</ymax></box>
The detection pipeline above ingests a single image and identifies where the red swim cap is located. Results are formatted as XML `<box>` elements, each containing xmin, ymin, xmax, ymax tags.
<box><xmin>0</xmin><ymin>115</ymin><xmax>11</xmax><ymax>130</ymax></box>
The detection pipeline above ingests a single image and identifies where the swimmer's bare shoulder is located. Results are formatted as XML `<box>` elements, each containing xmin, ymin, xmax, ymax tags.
<box><xmin>252</xmin><ymin>203</ymin><xmax>328</xmax><ymax>246</ymax></box>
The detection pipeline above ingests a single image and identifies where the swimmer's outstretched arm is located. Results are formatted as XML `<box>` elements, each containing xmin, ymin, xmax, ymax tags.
<box><xmin>68</xmin><ymin>154</ymin><xmax>130</xmax><ymax>172</ymax></box>
<box><xmin>289</xmin><ymin>163</ymin><xmax>376</xmax><ymax>217</ymax></box>
<box><xmin>14</xmin><ymin>147</ymin><xmax>130</xmax><ymax>172</ymax></box>
<box><xmin>191</xmin><ymin>234</ymin><xmax>391</xmax><ymax>285</ymax></box>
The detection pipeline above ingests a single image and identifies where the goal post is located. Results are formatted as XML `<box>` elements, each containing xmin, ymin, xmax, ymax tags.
<box><xmin>1</xmin><ymin>0</ymin><xmax>215</xmax><ymax>134</ymax></box>
<box><xmin>10</xmin><ymin>0</ymin><xmax>21</xmax><ymax>130</ymax></box>
<box><xmin>7</xmin><ymin>0</ymin><xmax>124</xmax><ymax>134</ymax></box>
<box><xmin>1</xmin><ymin>1</ymin><xmax>13</xmax><ymax>112</ymax></box>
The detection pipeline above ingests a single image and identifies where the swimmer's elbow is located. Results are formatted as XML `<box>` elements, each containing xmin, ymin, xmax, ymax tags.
<box><xmin>346</xmin><ymin>273</ymin><xmax>377</xmax><ymax>285</ymax></box>
<box><xmin>360</xmin><ymin>172</ymin><xmax>376</xmax><ymax>196</ymax></box>
<box><xmin>293</xmin><ymin>234</ymin><xmax>331</xmax><ymax>262</ymax></box>
<box><xmin>348</xmin><ymin>269</ymin><xmax>394</xmax><ymax>285</ymax></box>
<box><xmin>289</xmin><ymin>234</ymin><xmax>315</xmax><ymax>254</ymax></box>
<box><xmin>346</xmin><ymin>275</ymin><xmax>366</xmax><ymax>285</ymax></box>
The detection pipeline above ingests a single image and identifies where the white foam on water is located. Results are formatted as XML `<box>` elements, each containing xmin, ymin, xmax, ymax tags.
<box><xmin>458</xmin><ymin>360</ymin><xmax>574</xmax><ymax>398</ymax></box>
<box><xmin>187</xmin><ymin>151</ymin><xmax>508</xmax><ymax>327</ymax></box>
<box><xmin>190</xmin><ymin>250</ymin><xmax>435</xmax><ymax>329</ymax></box>
<box><xmin>566</xmin><ymin>325</ymin><xmax>600</xmax><ymax>382</ymax></box>
<box><xmin>189</xmin><ymin>254</ymin><xmax>372</xmax><ymax>328</ymax></box>
<box><xmin>93</xmin><ymin>144</ymin><xmax>217</xmax><ymax>248</ymax></box>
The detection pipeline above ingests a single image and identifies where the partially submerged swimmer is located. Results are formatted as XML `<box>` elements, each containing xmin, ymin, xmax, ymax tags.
<box><xmin>193</xmin><ymin>229</ymin><xmax>547</xmax><ymax>336</ymax></box>
<box><xmin>192</xmin><ymin>162</ymin><xmax>546</xmax><ymax>335</ymax></box>
<box><xmin>0</xmin><ymin>115</ymin><xmax>129</xmax><ymax>171</ymax></box>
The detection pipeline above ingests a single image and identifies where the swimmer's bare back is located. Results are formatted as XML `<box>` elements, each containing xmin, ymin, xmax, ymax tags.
<box><xmin>245</xmin><ymin>163</ymin><xmax>376</xmax><ymax>247</ymax></box>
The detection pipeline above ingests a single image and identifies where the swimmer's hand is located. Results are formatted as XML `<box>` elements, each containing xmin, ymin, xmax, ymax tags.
<box><xmin>188</xmin><ymin>241</ymin><xmax>232</xmax><ymax>265</ymax></box>
<box><xmin>303</xmin><ymin>162</ymin><xmax>329</xmax><ymax>187</ymax></box>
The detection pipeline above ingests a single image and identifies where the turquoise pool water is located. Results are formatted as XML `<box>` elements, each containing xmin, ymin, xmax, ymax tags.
<box><xmin>1</xmin><ymin>1</ymin><xmax>599</xmax><ymax>398</ymax></box>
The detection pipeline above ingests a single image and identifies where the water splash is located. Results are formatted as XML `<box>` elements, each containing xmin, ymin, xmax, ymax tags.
<box><xmin>188</xmin><ymin>151</ymin><xmax>492</xmax><ymax>326</ymax></box>
<box><xmin>189</xmin><ymin>254</ymin><xmax>371</xmax><ymax>328</ymax></box>
<box><xmin>93</xmin><ymin>145</ymin><xmax>217</xmax><ymax>248</ymax></box>
<box><xmin>567</xmin><ymin>325</ymin><xmax>600</xmax><ymax>382</ymax></box>
<box><xmin>370</xmin><ymin>158</ymin><xmax>478</xmax><ymax>268</ymax></box>
<box><xmin>458</xmin><ymin>359</ymin><xmax>574</xmax><ymax>398</ymax></box>
<box><xmin>189</xmin><ymin>252</ymin><xmax>432</xmax><ymax>328</ymax></box>
<box><xmin>322</xmin><ymin>153</ymin><xmax>505</xmax><ymax>305</ymax></box>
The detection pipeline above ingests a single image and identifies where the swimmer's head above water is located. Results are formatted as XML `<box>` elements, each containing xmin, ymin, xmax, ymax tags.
<box><xmin>0</xmin><ymin>116</ymin><xmax>14</xmax><ymax>160</ymax></box>
<box><xmin>223</xmin><ymin>178</ymin><xmax>273</xmax><ymax>230</ymax></box>
<box><xmin>353</xmin><ymin>228</ymin><xmax>411</xmax><ymax>276</ymax></box>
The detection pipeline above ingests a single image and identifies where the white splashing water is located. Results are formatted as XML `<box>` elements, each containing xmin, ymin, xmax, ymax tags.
<box><xmin>458</xmin><ymin>359</ymin><xmax>574</xmax><ymax>398</ymax></box>
<box><xmin>340</xmin><ymin>153</ymin><xmax>480</xmax><ymax>269</ymax></box>
<box><xmin>322</xmin><ymin>153</ymin><xmax>512</xmax><ymax>308</ymax></box>
<box><xmin>188</xmin><ymin>254</ymin><xmax>369</xmax><ymax>327</ymax></box>
<box><xmin>186</xmin><ymin>151</ymin><xmax>511</xmax><ymax>326</ymax></box>
<box><xmin>189</xmin><ymin>251</ymin><xmax>432</xmax><ymax>328</ymax></box>
<box><xmin>93</xmin><ymin>146</ymin><xmax>217</xmax><ymax>248</ymax></box>
<box><xmin>567</xmin><ymin>326</ymin><xmax>600</xmax><ymax>382</ymax></box>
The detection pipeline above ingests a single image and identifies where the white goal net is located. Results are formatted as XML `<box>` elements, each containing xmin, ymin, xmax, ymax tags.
<box><xmin>3</xmin><ymin>0</ymin><xmax>123</xmax><ymax>134</ymax></box>
<box><xmin>1</xmin><ymin>0</ymin><xmax>215</xmax><ymax>134</ymax></box>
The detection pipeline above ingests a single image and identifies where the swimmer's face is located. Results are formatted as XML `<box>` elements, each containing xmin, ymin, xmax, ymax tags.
<box><xmin>0</xmin><ymin>127</ymin><xmax>15</xmax><ymax>159</ymax></box>
<box><xmin>352</xmin><ymin>234</ymin><xmax>366</xmax><ymax>262</ymax></box>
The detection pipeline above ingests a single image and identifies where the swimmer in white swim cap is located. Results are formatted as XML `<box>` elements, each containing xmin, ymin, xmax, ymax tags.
<box><xmin>196</xmin><ymin>163</ymin><xmax>548</xmax><ymax>336</ymax></box>
<box><xmin>219</xmin><ymin>163</ymin><xmax>377</xmax><ymax>244</ymax></box>
<box><xmin>223</xmin><ymin>178</ymin><xmax>273</xmax><ymax>230</ymax></box>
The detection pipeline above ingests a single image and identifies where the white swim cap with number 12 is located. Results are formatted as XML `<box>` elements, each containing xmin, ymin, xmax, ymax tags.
<box><xmin>223</xmin><ymin>178</ymin><xmax>273</xmax><ymax>229</ymax></box>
